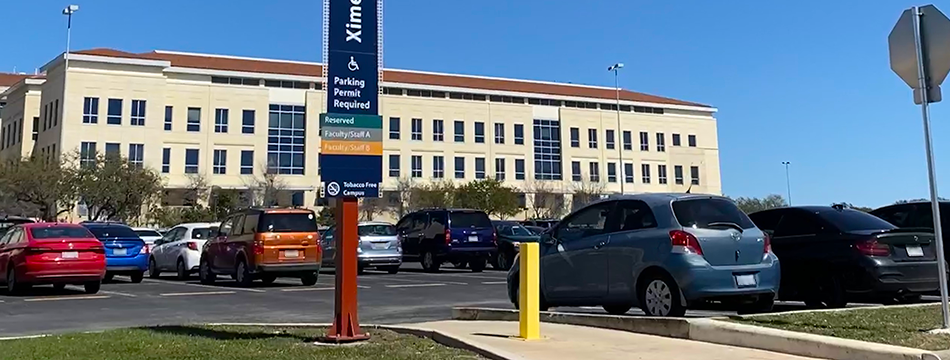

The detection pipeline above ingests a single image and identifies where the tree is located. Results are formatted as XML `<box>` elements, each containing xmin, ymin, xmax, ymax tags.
<box><xmin>832</xmin><ymin>202</ymin><xmax>873</xmax><ymax>212</ymax></box>
<box><xmin>454</xmin><ymin>179</ymin><xmax>521</xmax><ymax>218</ymax></box>
<box><xmin>316</xmin><ymin>206</ymin><xmax>334</xmax><ymax>227</ymax></box>
<box><xmin>244</xmin><ymin>163</ymin><xmax>286</xmax><ymax>207</ymax></box>
<box><xmin>359</xmin><ymin>197</ymin><xmax>389</xmax><ymax>221</ymax></box>
<box><xmin>0</xmin><ymin>156</ymin><xmax>78</xmax><ymax>221</ymax></box>
<box><xmin>413</xmin><ymin>181</ymin><xmax>456</xmax><ymax>210</ymax></box>
<box><xmin>896</xmin><ymin>197</ymin><xmax>948</xmax><ymax>204</ymax></box>
<box><xmin>523</xmin><ymin>179</ymin><xmax>565</xmax><ymax>219</ymax></box>
<box><xmin>74</xmin><ymin>153</ymin><xmax>165</xmax><ymax>222</ymax></box>
<box><xmin>731</xmin><ymin>194</ymin><xmax>787</xmax><ymax>214</ymax></box>
<box><xmin>570</xmin><ymin>174</ymin><xmax>606</xmax><ymax>211</ymax></box>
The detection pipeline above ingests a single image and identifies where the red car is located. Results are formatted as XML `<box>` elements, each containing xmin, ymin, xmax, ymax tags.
<box><xmin>0</xmin><ymin>223</ymin><xmax>106</xmax><ymax>294</ymax></box>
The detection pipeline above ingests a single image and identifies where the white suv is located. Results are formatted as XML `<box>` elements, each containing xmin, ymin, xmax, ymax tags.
<box><xmin>148</xmin><ymin>222</ymin><xmax>220</xmax><ymax>280</ymax></box>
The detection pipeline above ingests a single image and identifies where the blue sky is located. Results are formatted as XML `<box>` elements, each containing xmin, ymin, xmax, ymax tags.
<box><xmin>1</xmin><ymin>1</ymin><xmax>947</xmax><ymax>208</ymax></box>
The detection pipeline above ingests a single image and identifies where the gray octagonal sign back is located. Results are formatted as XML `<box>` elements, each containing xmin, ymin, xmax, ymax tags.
<box><xmin>889</xmin><ymin>5</ymin><xmax>950</xmax><ymax>91</ymax></box>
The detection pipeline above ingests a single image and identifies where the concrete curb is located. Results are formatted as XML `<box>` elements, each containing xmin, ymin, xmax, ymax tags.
<box><xmin>453</xmin><ymin>307</ymin><xmax>943</xmax><ymax>360</ymax></box>
<box><xmin>729</xmin><ymin>302</ymin><xmax>940</xmax><ymax>320</ymax></box>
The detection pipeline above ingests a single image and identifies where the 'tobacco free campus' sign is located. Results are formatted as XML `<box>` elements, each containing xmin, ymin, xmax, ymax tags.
<box><xmin>321</xmin><ymin>0</ymin><xmax>382</xmax><ymax>198</ymax></box>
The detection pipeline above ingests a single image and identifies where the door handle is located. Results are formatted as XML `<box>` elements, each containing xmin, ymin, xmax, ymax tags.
<box><xmin>594</xmin><ymin>240</ymin><xmax>609</xmax><ymax>250</ymax></box>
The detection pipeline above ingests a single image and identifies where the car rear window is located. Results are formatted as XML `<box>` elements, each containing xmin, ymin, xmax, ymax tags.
<box><xmin>87</xmin><ymin>226</ymin><xmax>139</xmax><ymax>239</ymax></box>
<box><xmin>134</xmin><ymin>230</ymin><xmax>162</xmax><ymax>238</ymax></box>
<box><xmin>672</xmin><ymin>198</ymin><xmax>756</xmax><ymax>230</ymax></box>
<box><xmin>450</xmin><ymin>211</ymin><xmax>493</xmax><ymax>228</ymax></box>
<box><xmin>358</xmin><ymin>224</ymin><xmax>397</xmax><ymax>236</ymax></box>
<box><xmin>818</xmin><ymin>209</ymin><xmax>896</xmax><ymax>232</ymax></box>
<box><xmin>192</xmin><ymin>227</ymin><xmax>218</xmax><ymax>239</ymax></box>
<box><xmin>257</xmin><ymin>212</ymin><xmax>318</xmax><ymax>233</ymax></box>
<box><xmin>30</xmin><ymin>226</ymin><xmax>93</xmax><ymax>239</ymax></box>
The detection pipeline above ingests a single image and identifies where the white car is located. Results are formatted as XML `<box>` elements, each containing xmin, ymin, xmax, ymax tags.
<box><xmin>132</xmin><ymin>227</ymin><xmax>163</xmax><ymax>247</ymax></box>
<box><xmin>148</xmin><ymin>222</ymin><xmax>220</xmax><ymax>280</ymax></box>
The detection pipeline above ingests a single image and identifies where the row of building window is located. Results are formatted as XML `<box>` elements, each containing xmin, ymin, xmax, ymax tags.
<box><xmin>78</xmin><ymin>141</ymin><xmax>256</xmax><ymax>176</ymax></box>
<box><xmin>388</xmin><ymin>154</ymin><xmax>528</xmax><ymax>181</ymax></box>
<box><xmin>379</xmin><ymin>87</ymin><xmax>666</xmax><ymax>113</ymax></box>
<box><xmin>1</xmin><ymin>116</ymin><xmax>41</xmax><ymax>151</ymax></box>
<box><xmin>84</xmin><ymin>97</ymin><xmax>258</xmax><ymax>135</ymax></box>
<box><xmin>78</xmin><ymin>141</ymin><xmax>146</xmax><ymax>168</ymax></box>
<box><xmin>569</xmin><ymin>128</ymin><xmax>698</xmax><ymax>151</ymax></box>
<box><xmin>569</xmin><ymin>161</ymin><xmax>700</xmax><ymax>185</ymax></box>
<box><xmin>387</xmin><ymin>118</ymin><xmax>526</xmax><ymax>145</ymax></box>
<box><xmin>210</xmin><ymin>76</ymin><xmax>319</xmax><ymax>90</ymax></box>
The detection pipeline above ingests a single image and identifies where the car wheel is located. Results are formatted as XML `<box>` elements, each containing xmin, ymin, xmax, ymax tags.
<box><xmin>603</xmin><ymin>304</ymin><xmax>632</xmax><ymax>315</ymax></box>
<box><xmin>84</xmin><ymin>281</ymin><xmax>101</xmax><ymax>294</ymax></box>
<box><xmin>6</xmin><ymin>267</ymin><xmax>29</xmax><ymax>295</ymax></box>
<box><xmin>261</xmin><ymin>275</ymin><xmax>277</xmax><ymax>285</ymax></box>
<box><xmin>421</xmin><ymin>252</ymin><xmax>441</xmax><ymax>273</ymax></box>
<box><xmin>496</xmin><ymin>250</ymin><xmax>513</xmax><ymax>271</ymax></box>
<box><xmin>176</xmin><ymin>259</ymin><xmax>189</xmax><ymax>280</ymax></box>
<box><xmin>130</xmin><ymin>272</ymin><xmax>144</xmax><ymax>284</ymax></box>
<box><xmin>638</xmin><ymin>274</ymin><xmax>686</xmax><ymax>317</ymax></box>
<box><xmin>301</xmin><ymin>272</ymin><xmax>318</xmax><ymax>286</ymax></box>
<box><xmin>235</xmin><ymin>260</ymin><xmax>253</xmax><ymax>287</ymax></box>
<box><xmin>804</xmin><ymin>275</ymin><xmax>847</xmax><ymax>309</ymax></box>
<box><xmin>470</xmin><ymin>258</ymin><xmax>487</xmax><ymax>273</ymax></box>
<box><xmin>148</xmin><ymin>258</ymin><xmax>161</xmax><ymax>279</ymax></box>
<box><xmin>103</xmin><ymin>273</ymin><xmax>114</xmax><ymax>283</ymax></box>
<box><xmin>199</xmin><ymin>258</ymin><xmax>216</xmax><ymax>285</ymax></box>
<box><xmin>53</xmin><ymin>283</ymin><xmax>67</xmax><ymax>291</ymax></box>
<box><xmin>511</xmin><ymin>280</ymin><xmax>550</xmax><ymax>311</ymax></box>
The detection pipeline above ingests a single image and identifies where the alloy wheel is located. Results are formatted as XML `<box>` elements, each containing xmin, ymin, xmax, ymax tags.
<box><xmin>644</xmin><ymin>279</ymin><xmax>673</xmax><ymax>316</ymax></box>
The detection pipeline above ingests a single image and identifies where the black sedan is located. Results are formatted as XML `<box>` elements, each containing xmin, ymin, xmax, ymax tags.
<box><xmin>490</xmin><ymin>221</ymin><xmax>540</xmax><ymax>271</ymax></box>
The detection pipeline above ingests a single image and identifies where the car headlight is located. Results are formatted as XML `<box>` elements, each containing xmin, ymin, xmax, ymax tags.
<box><xmin>512</xmin><ymin>242</ymin><xmax>521</xmax><ymax>251</ymax></box>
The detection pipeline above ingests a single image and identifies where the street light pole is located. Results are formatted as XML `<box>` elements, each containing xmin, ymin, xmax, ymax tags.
<box><xmin>782</xmin><ymin>161</ymin><xmax>792</xmax><ymax>206</ymax></box>
<box><xmin>61</xmin><ymin>5</ymin><xmax>79</xmax><ymax>150</ymax></box>
<box><xmin>608</xmin><ymin>63</ymin><xmax>625</xmax><ymax>194</ymax></box>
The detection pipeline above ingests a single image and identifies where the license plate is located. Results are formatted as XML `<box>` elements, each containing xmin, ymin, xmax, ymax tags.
<box><xmin>735</xmin><ymin>274</ymin><xmax>756</xmax><ymax>288</ymax></box>
<box><xmin>370</xmin><ymin>242</ymin><xmax>387</xmax><ymax>250</ymax></box>
<box><xmin>468</xmin><ymin>236</ymin><xmax>479</xmax><ymax>242</ymax></box>
<box><xmin>907</xmin><ymin>245</ymin><xmax>924</xmax><ymax>257</ymax></box>
<box><xmin>284</xmin><ymin>250</ymin><xmax>299</xmax><ymax>258</ymax></box>
<box><xmin>113</xmin><ymin>248</ymin><xmax>127</xmax><ymax>256</ymax></box>
<box><xmin>62</xmin><ymin>251</ymin><xmax>79</xmax><ymax>259</ymax></box>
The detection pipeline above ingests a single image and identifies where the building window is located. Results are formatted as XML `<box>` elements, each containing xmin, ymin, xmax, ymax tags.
<box><xmin>624</xmin><ymin>163</ymin><xmax>634</xmax><ymax>183</ymax></box>
<box><xmin>495</xmin><ymin>158</ymin><xmax>506</xmax><ymax>181</ymax></box>
<box><xmin>105</xmin><ymin>143</ymin><xmax>120</xmax><ymax>159</ymax></box>
<box><xmin>672</xmin><ymin>133</ymin><xmax>681</xmax><ymax>146</ymax></box>
<box><xmin>214</xmin><ymin>108</ymin><xmax>229</xmax><ymax>133</ymax></box>
<box><xmin>107</xmin><ymin>98</ymin><xmax>122</xmax><ymax>125</ymax></box>
<box><xmin>80</xmin><ymin>142</ymin><xmax>96</xmax><ymax>168</ymax></box>
<box><xmin>688</xmin><ymin>135</ymin><xmax>697</xmax><ymax>147</ymax></box>
<box><xmin>571</xmin><ymin>161</ymin><xmax>582</xmax><ymax>182</ymax></box>
<box><xmin>589</xmin><ymin>162</ymin><xmax>600</xmax><ymax>182</ymax></box>
<box><xmin>606</xmin><ymin>130</ymin><xmax>615</xmax><ymax>150</ymax></box>
<box><xmin>455</xmin><ymin>156</ymin><xmax>465</xmax><ymax>179</ymax></box>
<box><xmin>164</xmin><ymin>106</ymin><xmax>173</xmax><ymax>131</ymax></box>
<box><xmin>641</xmin><ymin>164</ymin><xmax>651</xmax><ymax>184</ymax></box>
<box><xmin>411</xmin><ymin>118</ymin><xmax>423</xmax><ymax>141</ymax></box>
<box><xmin>130</xmin><ymin>100</ymin><xmax>146</xmax><ymax>126</ymax></box>
<box><xmin>607</xmin><ymin>163</ymin><xmax>617</xmax><ymax>183</ymax></box>
<box><xmin>213</xmin><ymin>149</ymin><xmax>227</xmax><ymax>174</ymax></box>
<box><xmin>83</xmin><ymin>97</ymin><xmax>99</xmax><ymax>124</ymax></box>
<box><xmin>389</xmin><ymin>117</ymin><xmax>400</xmax><ymax>139</ymax></box>
<box><xmin>623</xmin><ymin>131</ymin><xmax>632</xmax><ymax>150</ymax></box>
<box><xmin>475</xmin><ymin>157</ymin><xmax>486</xmax><ymax>179</ymax></box>
<box><xmin>454</xmin><ymin>120</ymin><xmax>465</xmax><ymax>142</ymax></box>
<box><xmin>433</xmin><ymin>155</ymin><xmax>444</xmax><ymax>179</ymax></box>
<box><xmin>588</xmin><ymin>128</ymin><xmax>598</xmax><ymax>148</ymax></box>
<box><xmin>656</xmin><ymin>133</ymin><xmax>666</xmax><ymax>152</ymax></box>
<box><xmin>411</xmin><ymin>155</ymin><xmax>422</xmax><ymax>178</ymax></box>
<box><xmin>187</xmin><ymin>107</ymin><xmax>201</xmax><ymax>132</ymax></box>
<box><xmin>639</xmin><ymin>131</ymin><xmax>649</xmax><ymax>151</ymax></box>
<box><xmin>515</xmin><ymin>159</ymin><xmax>526</xmax><ymax>180</ymax></box>
<box><xmin>242</xmin><ymin>110</ymin><xmax>255</xmax><ymax>134</ymax></box>
<box><xmin>533</xmin><ymin>119</ymin><xmax>562</xmax><ymax>180</ymax></box>
<box><xmin>432</xmin><ymin>119</ymin><xmax>444</xmax><ymax>141</ymax></box>
<box><xmin>185</xmin><ymin>149</ymin><xmax>199</xmax><ymax>174</ymax></box>
<box><xmin>691</xmin><ymin>166</ymin><xmax>700</xmax><ymax>185</ymax></box>
<box><xmin>53</xmin><ymin>100</ymin><xmax>59</xmax><ymax>127</ymax></box>
<box><xmin>570</xmin><ymin>127</ymin><xmax>580</xmax><ymax>147</ymax></box>
<box><xmin>514</xmin><ymin>124</ymin><xmax>524</xmax><ymax>145</ymax></box>
<box><xmin>267</xmin><ymin>104</ymin><xmax>306</xmax><ymax>175</ymax></box>
<box><xmin>494</xmin><ymin>123</ymin><xmax>505</xmax><ymax>144</ymax></box>
<box><xmin>241</xmin><ymin>150</ymin><xmax>254</xmax><ymax>174</ymax></box>
<box><xmin>162</xmin><ymin>148</ymin><xmax>170</xmax><ymax>173</ymax></box>
<box><xmin>32</xmin><ymin>117</ymin><xmax>38</xmax><ymax>140</ymax></box>
<box><xmin>474</xmin><ymin>122</ymin><xmax>485</xmax><ymax>143</ymax></box>
<box><xmin>263</xmin><ymin>79</ymin><xmax>307</xmax><ymax>89</ymax></box>
<box><xmin>128</xmin><ymin>144</ymin><xmax>144</xmax><ymax>168</ymax></box>
<box><xmin>674</xmin><ymin>165</ymin><xmax>684</xmax><ymax>185</ymax></box>
<box><xmin>658</xmin><ymin>165</ymin><xmax>668</xmax><ymax>184</ymax></box>
<box><xmin>388</xmin><ymin>154</ymin><xmax>400</xmax><ymax>177</ymax></box>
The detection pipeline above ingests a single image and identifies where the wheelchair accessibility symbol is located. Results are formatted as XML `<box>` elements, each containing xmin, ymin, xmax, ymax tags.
<box><xmin>348</xmin><ymin>56</ymin><xmax>359</xmax><ymax>72</ymax></box>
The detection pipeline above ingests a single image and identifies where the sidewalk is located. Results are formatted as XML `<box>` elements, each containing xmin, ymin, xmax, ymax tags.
<box><xmin>407</xmin><ymin>320</ymin><xmax>819</xmax><ymax>360</ymax></box>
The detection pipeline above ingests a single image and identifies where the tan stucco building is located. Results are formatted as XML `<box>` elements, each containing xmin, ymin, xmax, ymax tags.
<box><xmin>0</xmin><ymin>48</ymin><xmax>721</xmax><ymax>222</ymax></box>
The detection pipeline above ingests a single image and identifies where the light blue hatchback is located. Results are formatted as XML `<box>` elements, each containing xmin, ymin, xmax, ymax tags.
<box><xmin>507</xmin><ymin>193</ymin><xmax>780</xmax><ymax>317</ymax></box>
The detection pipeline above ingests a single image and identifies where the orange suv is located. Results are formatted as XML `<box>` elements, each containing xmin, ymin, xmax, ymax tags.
<box><xmin>198</xmin><ymin>208</ymin><xmax>322</xmax><ymax>286</ymax></box>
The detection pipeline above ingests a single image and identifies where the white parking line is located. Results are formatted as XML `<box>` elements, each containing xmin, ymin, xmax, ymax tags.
<box><xmin>481</xmin><ymin>281</ymin><xmax>507</xmax><ymax>285</ymax></box>
<box><xmin>370</xmin><ymin>276</ymin><xmax>468</xmax><ymax>286</ymax></box>
<box><xmin>65</xmin><ymin>286</ymin><xmax>138</xmax><ymax>298</ymax></box>
<box><xmin>385</xmin><ymin>283</ymin><xmax>446</xmax><ymax>288</ymax></box>
<box><xmin>281</xmin><ymin>287</ymin><xmax>335</xmax><ymax>292</ymax></box>
<box><xmin>144</xmin><ymin>278</ymin><xmax>266</xmax><ymax>293</ymax></box>
<box><xmin>23</xmin><ymin>295</ymin><xmax>110</xmax><ymax>302</ymax></box>
<box><xmin>160</xmin><ymin>291</ymin><xmax>236</xmax><ymax>297</ymax></box>
<box><xmin>399</xmin><ymin>273</ymin><xmax>506</xmax><ymax>281</ymax></box>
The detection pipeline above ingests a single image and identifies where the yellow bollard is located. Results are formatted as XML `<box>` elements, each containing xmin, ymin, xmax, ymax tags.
<box><xmin>518</xmin><ymin>242</ymin><xmax>540</xmax><ymax>340</ymax></box>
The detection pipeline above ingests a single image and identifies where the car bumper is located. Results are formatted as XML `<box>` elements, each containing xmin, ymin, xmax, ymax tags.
<box><xmin>257</xmin><ymin>263</ymin><xmax>321</xmax><ymax>273</ymax></box>
<box><xmin>21</xmin><ymin>261</ymin><xmax>106</xmax><ymax>283</ymax></box>
<box><xmin>861</xmin><ymin>259</ymin><xmax>940</xmax><ymax>294</ymax></box>
<box><xmin>106</xmin><ymin>254</ymin><xmax>148</xmax><ymax>272</ymax></box>
<box><xmin>358</xmin><ymin>255</ymin><xmax>402</xmax><ymax>267</ymax></box>
<box><xmin>667</xmin><ymin>253</ymin><xmax>781</xmax><ymax>302</ymax></box>
<box><xmin>439</xmin><ymin>247</ymin><xmax>495</xmax><ymax>261</ymax></box>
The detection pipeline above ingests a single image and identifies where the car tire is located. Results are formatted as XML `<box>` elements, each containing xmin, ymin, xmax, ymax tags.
<box><xmin>84</xmin><ymin>281</ymin><xmax>101</xmax><ymax>294</ymax></box>
<box><xmin>470</xmin><ymin>258</ymin><xmax>487</xmax><ymax>273</ymax></box>
<box><xmin>301</xmin><ymin>272</ymin><xmax>318</xmax><ymax>286</ymax></box>
<box><xmin>130</xmin><ymin>272</ymin><xmax>144</xmax><ymax>284</ymax></box>
<box><xmin>261</xmin><ymin>274</ymin><xmax>277</xmax><ymax>285</ymax></box>
<box><xmin>103</xmin><ymin>273</ymin><xmax>114</xmax><ymax>283</ymax></box>
<box><xmin>235</xmin><ymin>259</ymin><xmax>253</xmax><ymax>287</ymax></box>
<box><xmin>421</xmin><ymin>252</ymin><xmax>441</xmax><ymax>273</ymax></box>
<box><xmin>382</xmin><ymin>265</ymin><xmax>400</xmax><ymax>274</ymax></box>
<box><xmin>148</xmin><ymin>258</ymin><xmax>161</xmax><ymax>279</ymax></box>
<box><xmin>6</xmin><ymin>267</ymin><xmax>29</xmax><ymax>295</ymax></box>
<box><xmin>638</xmin><ymin>273</ymin><xmax>686</xmax><ymax>317</ymax></box>
<box><xmin>603</xmin><ymin>304</ymin><xmax>632</xmax><ymax>315</ymax></box>
<box><xmin>199</xmin><ymin>258</ymin><xmax>215</xmax><ymax>284</ymax></box>
<box><xmin>804</xmin><ymin>275</ymin><xmax>847</xmax><ymax>309</ymax></box>
<box><xmin>176</xmin><ymin>259</ymin><xmax>189</xmax><ymax>280</ymax></box>
<box><xmin>53</xmin><ymin>283</ymin><xmax>67</xmax><ymax>291</ymax></box>
<box><xmin>511</xmin><ymin>280</ymin><xmax>550</xmax><ymax>311</ymax></box>
<box><xmin>495</xmin><ymin>250</ymin><xmax>513</xmax><ymax>271</ymax></box>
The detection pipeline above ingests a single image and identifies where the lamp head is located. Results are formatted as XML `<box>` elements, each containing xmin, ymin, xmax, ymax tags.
<box><xmin>63</xmin><ymin>5</ymin><xmax>79</xmax><ymax>14</ymax></box>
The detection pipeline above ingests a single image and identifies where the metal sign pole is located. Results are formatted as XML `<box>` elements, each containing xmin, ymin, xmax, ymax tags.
<box><xmin>912</xmin><ymin>5</ymin><xmax>950</xmax><ymax>329</ymax></box>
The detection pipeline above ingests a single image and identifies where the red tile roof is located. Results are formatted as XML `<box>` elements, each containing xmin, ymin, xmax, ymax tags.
<box><xmin>72</xmin><ymin>48</ymin><xmax>710</xmax><ymax>108</ymax></box>
<box><xmin>0</xmin><ymin>73</ymin><xmax>30</xmax><ymax>87</ymax></box>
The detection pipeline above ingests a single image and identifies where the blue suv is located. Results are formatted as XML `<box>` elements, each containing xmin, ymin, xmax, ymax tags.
<box><xmin>395</xmin><ymin>209</ymin><xmax>496</xmax><ymax>272</ymax></box>
<box><xmin>81</xmin><ymin>222</ymin><xmax>148</xmax><ymax>283</ymax></box>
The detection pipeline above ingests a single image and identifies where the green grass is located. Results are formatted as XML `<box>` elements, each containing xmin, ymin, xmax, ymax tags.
<box><xmin>0</xmin><ymin>325</ymin><xmax>484</xmax><ymax>360</ymax></box>
<box><xmin>730</xmin><ymin>304</ymin><xmax>950</xmax><ymax>350</ymax></box>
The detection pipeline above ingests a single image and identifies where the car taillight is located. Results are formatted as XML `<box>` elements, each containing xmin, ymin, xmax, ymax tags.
<box><xmin>856</xmin><ymin>239</ymin><xmax>890</xmax><ymax>256</ymax></box>
<box><xmin>90</xmin><ymin>246</ymin><xmax>105</xmax><ymax>254</ymax></box>
<box><xmin>445</xmin><ymin>229</ymin><xmax>451</xmax><ymax>245</ymax></box>
<box><xmin>492</xmin><ymin>231</ymin><xmax>498</xmax><ymax>246</ymax></box>
<box><xmin>187</xmin><ymin>242</ymin><xmax>199</xmax><ymax>251</ymax></box>
<box><xmin>762</xmin><ymin>233</ymin><xmax>771</xmax><ymax>254</ymax></box>
<box><xmin>26</xmin><ymin>247</ymin><xmax>52</xmax><ymax>253</ymax></box>
<box><xmin>670</xmin><ymin>230</ymin><xmax>703</xmax><ymax>255</ymax></box>
<box><xmin>139</xmin><ymin>244</ymin><xmax>150</xmax><ymax>255</ymax></box>
<box><xmin>254</xmin><ymin>240</ymin><xmax>265</xmax><ymax>255</ymax></box>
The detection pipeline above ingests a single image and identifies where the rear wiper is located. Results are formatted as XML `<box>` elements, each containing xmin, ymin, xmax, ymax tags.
<box><xmin>707</xmin><ymin>221</ymin><xmax>744</xmax><ymax>232</ymax></box>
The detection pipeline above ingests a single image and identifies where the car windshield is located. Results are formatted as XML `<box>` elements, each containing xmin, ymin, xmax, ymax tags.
<box><xmin>0</xmin><ymin>219</ymin><xmax>33</xmax><ymax>234</ymax></box>
<box><xmin>450</xmin><ymin>211</ymin><xmax>492</xmax><ymax>228</ymax></box>
<box><xmin>358</xmin><ymin>224</ymin><xmax>397</xmax><ymax>236</ymax></box>
<box><xmin>192</xmin><ymin>227</ymin><xmax>218</xmax><ymax>239</ymax></box>
<box><xmin>87</xmin><ymin>226</ymin><xmax>139</xmax><ymax>239</ymax></box>
<box><xmin>672</xmin><ymin>198</ymin><xmax>756</xmax><ymax>230</ymax></box>
<box><xmin>134</xmin><ymin>230</ymin><xmax>162</xmax><ymax>238</ymax></box>
<box><xmin>508</xmin><ymin>225</ymin><xmax>534</xmax><ymax>236</ymax></box>
<box><xmin>257</xmin><ymin>213</ymin><xmax>318</xmax><ymax>233</ymax></box>
<box><xmin>819</xmin><ymin>209</ymin><xmax>896</xmax><ymax>232</ymax></box>
<box><xmin>30</xmin><ymin>226</ymin><xmax>93</xmax><ymax>239</ymax></box>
